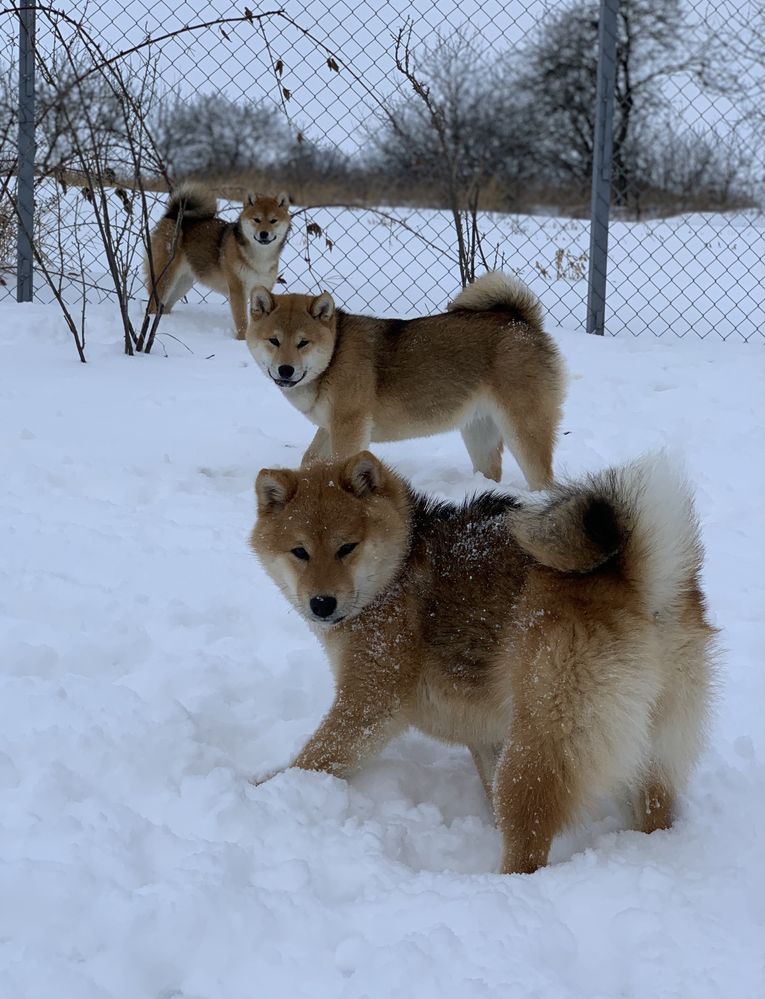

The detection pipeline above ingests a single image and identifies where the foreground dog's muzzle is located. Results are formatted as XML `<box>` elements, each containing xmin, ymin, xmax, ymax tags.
<box><xmin>256</xmin><ymin>234</ymin><xmax>277</xmax><ymax>244</ymax></box>
<box><xmin>308</xmin><ymin>594</ymin><xmax>347</xmax><ymax>626</ymax></box>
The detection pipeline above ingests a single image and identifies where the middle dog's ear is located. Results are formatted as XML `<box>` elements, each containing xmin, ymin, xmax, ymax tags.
<box><xmin>251</xmin><ymin>287</ymin><xmax>275</xmax><ymax>318</ymax></box>
<box><xmin>255</xmin><ymin>469</ymin><xmax>298</xmax><ymax>514</ymax></box>
<box><xmin>245</xmin><ymin>191</ymin><xmax>256</xmax><ymax>207</ymax></box>
<box><xmin>310</xmin><ymin>291</ymin><xmax>335</xmax><ymax>322</ymax></box>
<box><xmin>341</xmin><ymin>451</ymin><xmax>385</xmax><ymax>499</ymax></box>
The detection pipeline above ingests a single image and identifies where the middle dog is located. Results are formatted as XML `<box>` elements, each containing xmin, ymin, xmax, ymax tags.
<box><xmin>245</xmin><ymin>272</ymin><xmax>565</xmax><ymax>489</ymax></box>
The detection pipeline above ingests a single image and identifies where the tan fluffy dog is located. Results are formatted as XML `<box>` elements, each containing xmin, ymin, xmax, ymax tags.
<box><xmin>245</xmin><ymin>272</ymin><xmax>565</xmax><ymax>489</ymax></box>
<box><xmin>145</xmin><ymin>182</ymin><xmax>291</xmax><ymax>339</ymax></box>
<box><xmin>251</xmin><ymin>451</ymin><xmax>716</xmax><ymax>874</ymax></box>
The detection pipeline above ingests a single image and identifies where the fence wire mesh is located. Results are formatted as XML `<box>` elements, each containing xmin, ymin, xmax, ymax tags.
<box><xmin>0</xmin><ymin>1</ymin><xmax>763</xmax><ymax>341</ymax></box>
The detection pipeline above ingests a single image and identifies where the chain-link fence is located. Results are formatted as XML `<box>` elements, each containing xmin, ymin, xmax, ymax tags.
<box><xmin>1</xmin><ymin>0</ymin><xmax>763</xmax><ymax>342</ymax></box>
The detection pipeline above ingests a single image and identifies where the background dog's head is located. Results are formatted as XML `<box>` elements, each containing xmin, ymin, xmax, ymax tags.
<box><xmin>246</xmin><ymin>289</ymin><xmax>337</xmax><ymax>389</ymax></box>
<box><xmin>239</xmin><ymin>191</ymin><xmax>291</xmax><ymax>249</ymax></box>
<box><xmin>250</xmin><ymin>452</ymin><xmax>411</xmax><ymax>627</ymax></box>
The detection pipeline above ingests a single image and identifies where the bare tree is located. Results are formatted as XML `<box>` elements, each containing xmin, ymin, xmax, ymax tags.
<box><xmin>520</xmin><ymin>0</ymin><xmax>712</xmax><ymax>209</ymax></box>
<box><xmin>371</xmin><ymin>27</ymin><xmax>528</xmax><ymax>285</ymax></box>
<box><xmin>152</xmin><ymin>91</ymin><xmax>291</xmax><ymax>177</ymax></box>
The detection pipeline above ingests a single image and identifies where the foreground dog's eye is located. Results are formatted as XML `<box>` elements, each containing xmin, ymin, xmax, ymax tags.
<box><xmin>268</xmin><ymin>337</ymin><xmax>280</xmax><ymax>347</ymax></box>
<box><xmin>270</xmin><ymin>218</ymin><xmax>278</xmax><ymax>224</ymax></box>
<box><xmin>336</xmin><ymin>542</ymin><xmax>358</xmax><ymax>559</ymax></box>
<box><xmin>254</xmin><ymin>218</ymin><xmax>261</xmax><ymax>224</ymax></box>
<box><xmin>297</xmin><ymin>339</ymin><xmax>310</xmax><ymax>349</ymax></box>
<box><xmin>290</xmin><ymin>546</ymin><xmax>310</xmax><ymax>561</ymax></box>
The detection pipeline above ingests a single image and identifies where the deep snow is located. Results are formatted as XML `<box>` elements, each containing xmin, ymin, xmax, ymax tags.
<box><xmin>1</xmin><ymin>269</ymin><xmax>764</xmax><ymax>997</ymax></box>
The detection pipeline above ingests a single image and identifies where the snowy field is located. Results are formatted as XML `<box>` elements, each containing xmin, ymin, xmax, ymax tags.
<box><xmin>1</xmin><ymin>227</ymin><xmax>765</xmax><ymax>996</ymax></box>
<box><xmin>10</xmin><ymin>183</ymin><xmax>765</xmax><ymax>341</ymax></box>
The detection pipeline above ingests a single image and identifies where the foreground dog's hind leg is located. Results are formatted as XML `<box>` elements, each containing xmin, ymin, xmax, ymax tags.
<box><xmin>469</xmin><ymin>743</ymin><xmax>502</xmax><ymax>804</ymax></box>
<box><xmin>632</xmin><ymin>623</ymin><xmax>712</xmax><ymax>835</ymax></box>
<box><xmin>461</xmin><ymin>416</ymin><xmax>503</xmax><ymax>482</ymax></box>
<box><xmin>493</xmin><ymin>737</ymin><xmax>579</xmax><ymax>874</ymax></box>
<box><xmin>633</xmin><ymin>772</ymin><xmax>675</xmax><ymax>834</ymax></box>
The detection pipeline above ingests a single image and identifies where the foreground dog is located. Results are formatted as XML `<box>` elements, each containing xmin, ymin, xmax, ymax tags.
<box><xmin>145</xmin><ymin>183</ymin><xmax>291</xmax><ymax>339</ymax></box>
<box><xmin>251</xmin><ymin>451</ymin><xmax>716</xmax><ymax>874</ymax></box>
<box><xmin>245</xmin><ymin>272</ymin><xmax>565</xmax><ymax>489</ymax></box>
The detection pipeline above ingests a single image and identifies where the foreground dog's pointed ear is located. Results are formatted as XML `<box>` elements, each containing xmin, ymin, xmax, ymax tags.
<box><xmin>251</xmin><ymin>287</ymin><xmax>275</xmax><ymax>318</ymax></box>
<box><xmin>341</xmin><ymin>451</ymin><xmax>385</xmax><ymax>499</ymax></box>
<box><xmin>245</xmin><ymin>191</ymin><xmax>256</xmax><ymax>207</ymax></box>
<box><xmin>256</xmin><ymin>469</ymin><xmax>298</xmax><ymax>514</ymax></box>
<box><xmin>310</xmin><ymin>291</ymin><xmax>335</xmax><ymax>322</ymax></box>
<box><xmin>276</xmin><ymin>191</ymin><xmax>289</xmax><ymax>209</ymax></box>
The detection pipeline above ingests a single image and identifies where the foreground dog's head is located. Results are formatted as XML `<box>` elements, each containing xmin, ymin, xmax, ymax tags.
<box><xmin>245</xmin><ymin>289</ymin><xmax>337</xmax><ymax>389</ymax></box>
<box><xmin>239</xmin><ymin>191</ymin><xmax>291</xmax><ymax>249</ymax></box>
<box><xmin>250</xmin><ymin>452</ymin><xmax>411</xmax><ymax>627</ymax></box>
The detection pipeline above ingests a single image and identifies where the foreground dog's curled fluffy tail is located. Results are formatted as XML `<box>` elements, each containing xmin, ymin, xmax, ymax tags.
<box><xmin>449</xmin><ymin>271</ymin><xmax>544</xmax><ymax>332</ymax></box>
<box><xmin>508</xmin><ymin>454</ymin><xmax>702</xmax><ymax>615</ymax></box>
<box><xmin>162</xmin><ymin>181</ymin><xmax>218</xmax><ymax>227</ymax></box>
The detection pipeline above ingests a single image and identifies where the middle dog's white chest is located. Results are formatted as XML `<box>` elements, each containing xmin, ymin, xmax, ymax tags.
<box><xmin>283</xmin><ymin>382</ymin><xmax>328</xmax><ymax>424</ymax></box>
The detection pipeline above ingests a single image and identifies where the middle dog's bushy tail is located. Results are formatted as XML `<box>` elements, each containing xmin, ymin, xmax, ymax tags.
<box><xmin>507</xmin><ymin>454</ymin><xmax>703</xmax><ymax>615</ymax></box>
<box><xmin>163</xmin><ymin>181</ymin><xmax>218</xmax><ymax>225</ymax></box>
<box><xmin>448</xmin><ymin>271</ymin><xmax>544</xmax><ymax>331</ymax></box>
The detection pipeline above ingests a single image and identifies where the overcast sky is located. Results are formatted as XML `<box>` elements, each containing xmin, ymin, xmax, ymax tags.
<box><xmin>1</xmin><ymin>0</ymin><xmax>759</xmax><ymax>157</ymax></box>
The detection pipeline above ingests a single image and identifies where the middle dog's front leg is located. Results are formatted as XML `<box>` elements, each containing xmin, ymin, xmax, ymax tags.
<box><xmin>328</xmin><ymin>412</ymin><xmax>373</xmax><ymax>459</ymax></box>
<box><xmin>292</xmin><ymin>682</ymin><xmax>405</xmax><ymax>779</ymax></box>
<box><xmin>301</xmin><ymin>427</ymin><xmax>331</xmax><ymax>467</ymax></box>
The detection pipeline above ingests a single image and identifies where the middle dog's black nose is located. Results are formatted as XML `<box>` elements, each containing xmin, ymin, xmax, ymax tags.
<box><xmin>278</xmin><ymin>364</ymin><xmax>294</xmax><ymax>379</ymax></box>
<box><xmin>310</xmin><ymin>595</ymin><xmax>337</xmax><ymax>619</ymax></box>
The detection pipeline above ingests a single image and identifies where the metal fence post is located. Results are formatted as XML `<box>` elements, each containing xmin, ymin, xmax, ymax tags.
<box><xmin>586</xmin><ymin>0</ymin><xmax>618</xmax><ymax>335</ymax></box>
<box><xmin>16</xmin><ymin>0</ymin><xmax>36</xmax><ymax>303</ymax></box>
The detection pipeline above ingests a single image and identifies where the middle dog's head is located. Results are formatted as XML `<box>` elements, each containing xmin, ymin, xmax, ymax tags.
<box><xmin>250</xmin><ymin>452</ymin><xmax>411</xmax><ymax>628</ymax></box>
<box><xmin>245</xmin><ymin>289</ymin><xmax>337</xmax><ymax>389</ymax></box>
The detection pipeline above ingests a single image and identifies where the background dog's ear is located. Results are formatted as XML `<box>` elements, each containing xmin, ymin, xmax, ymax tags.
<box><xmin>251</xmin><ymin>287</ymin><xmax>275</xmax><ymax>318</ymax></box>
<box><xmin>245</xmin><ymin>191</ymin><xmax>256</xmax><ymax>207</ymax></box>
<box><xmin>276</xmin><ymin>191</ymin><xmax>289</xmax><ymax>209</ymax></box>
<box><xmin>310</xmin><ymin>291</ymin><xmax>335</xmax><ymax>322</ymax></box>
<box><xmin>341</xmin><ymin>451</ymin><xmax>385</xmax><ymax>499</ymax></box>
<box><xmin>256</xmin><ymin>469</ymin><xmax>298</xmax><ymax>514</ymax></box>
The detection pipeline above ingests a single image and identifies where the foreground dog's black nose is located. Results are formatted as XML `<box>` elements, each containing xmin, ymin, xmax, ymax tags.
<box><xmin>310</xmin><ymin>595</ymin><xmax>337</xmax><ymax>619</ymax></box>
<box><xmin>260</xmin><ymin>230</ymin><xmax>269</xmax><ymax>240</ymax></box>
<box><xmin>278</xmin><ymin>364</ymin><xmax>294</xmax><ymax>379</ymax></box>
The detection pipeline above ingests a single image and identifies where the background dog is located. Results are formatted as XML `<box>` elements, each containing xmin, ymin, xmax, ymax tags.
<box><xmin>245</xmin><ymin>272</ymin><xmax>565</xmax><ymax>489</ymax></box>
<box><xmin>251</xmin><ymin>450</ymin><xmax>717</xmax><ymax>875</ymax></box>
<box><xmin>145</xmin><ymin>182</ymin><xmax>291</xmax><ymax>339</ymax></box>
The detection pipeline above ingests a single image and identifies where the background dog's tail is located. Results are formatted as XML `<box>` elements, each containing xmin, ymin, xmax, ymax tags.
<box><xmin>448</xmin><ymin>271</ymin><xmax>544</xmax><ymax>331</ymax></box>
<box><xmin>507</xmin><ymin>453</ymin><xmax>703</xmax><ymax>614</ymax></box>
<box><xmin>163</xmin><ymin>182</ymin><xmax>218</xmax><ymax>225</ymax></box>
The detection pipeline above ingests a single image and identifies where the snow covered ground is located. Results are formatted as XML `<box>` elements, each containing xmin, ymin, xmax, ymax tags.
<box><xmin>1</xmin><ymin>258</ymin><xmax>764</xmax><ymax>996</ymax></box>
